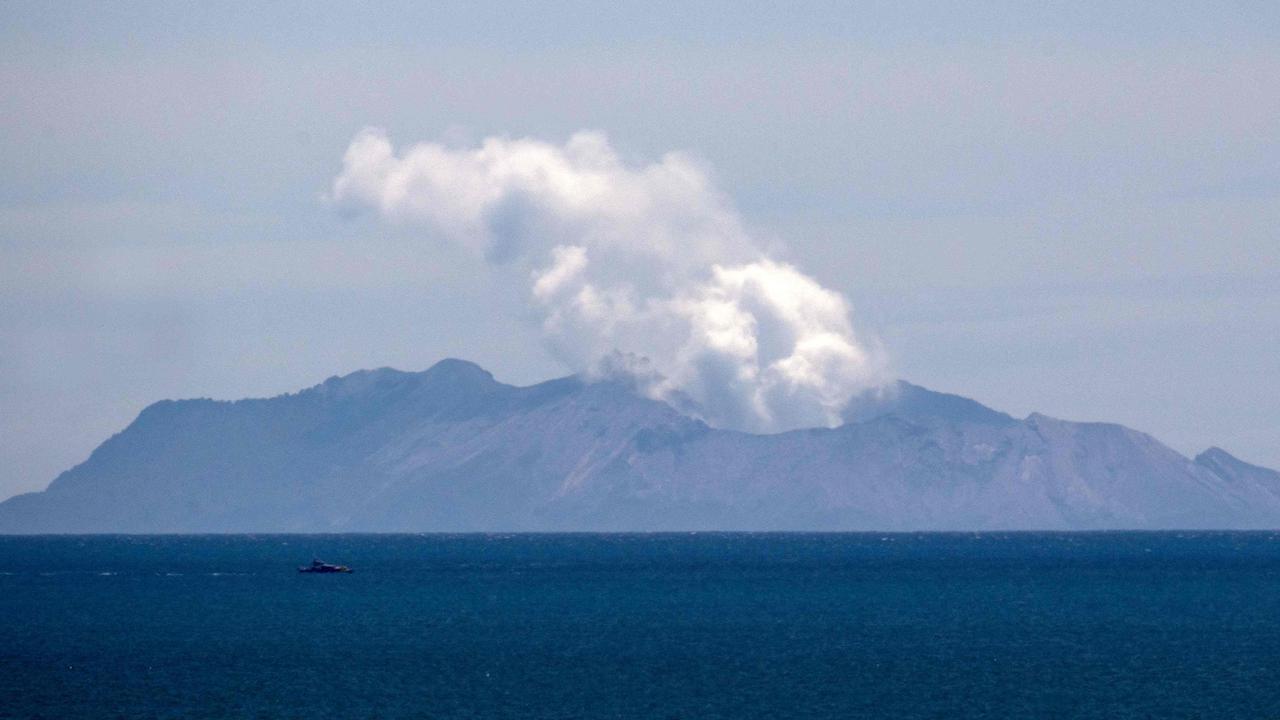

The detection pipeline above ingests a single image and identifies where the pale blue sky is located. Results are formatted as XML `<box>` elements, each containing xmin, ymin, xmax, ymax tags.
<box><xmin>2</xmin><ymin>2</ymin><xmax>1278</xmax><ymax>499</ymax></box>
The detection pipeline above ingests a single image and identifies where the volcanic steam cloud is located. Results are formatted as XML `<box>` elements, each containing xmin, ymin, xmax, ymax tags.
<box><xmin>331</xmin><ymin>129</ymin><xmax>887</xmax><ymax>433</ymax></box>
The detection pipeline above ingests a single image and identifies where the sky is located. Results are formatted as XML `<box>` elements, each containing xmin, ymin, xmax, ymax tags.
<box><xmin>1</xmin><ymin>1</ymin><xmax>1278</xmax><ymax>500</ymax></box>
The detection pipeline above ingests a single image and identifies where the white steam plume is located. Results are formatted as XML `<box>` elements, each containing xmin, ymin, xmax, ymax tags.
<box><xmin>331</xmin><ymin>128</ymin><xmax>888</xmax><ymax>433</ymax></box>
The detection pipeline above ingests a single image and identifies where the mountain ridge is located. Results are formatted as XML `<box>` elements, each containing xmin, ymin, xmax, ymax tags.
<box><xmin>2</xmin><ymin>358</ymin><xmax>1277</xmax><ymax>533</ymax></box>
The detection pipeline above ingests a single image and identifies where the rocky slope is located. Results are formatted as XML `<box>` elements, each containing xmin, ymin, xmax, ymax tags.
<box><xmin>2</xmin><ymin>359</ymin><xmax>1277</xmax><ymax>532</ymax></box>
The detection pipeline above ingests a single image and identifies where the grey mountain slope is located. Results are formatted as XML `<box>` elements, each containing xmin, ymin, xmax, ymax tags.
<box><xmin>843</xmin><ymin>380</ymin><xmax>1016</xmax><ymax>426</ymax></box>
<box><xmin>2</xmin><ymin>359</ymin><xmax>1278</xmax><ymax>532</ymax></box>
<box><xmin>1195</xmin><ymin>447</ymin><xmax>1280</xmax><ymax>499</ymax></box>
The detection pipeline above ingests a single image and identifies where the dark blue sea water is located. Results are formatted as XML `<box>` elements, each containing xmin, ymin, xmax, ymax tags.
<box><xmin>3</xmin><ymin>533</ymin><xmax>1280</xmax><ymax>719</ymax></box>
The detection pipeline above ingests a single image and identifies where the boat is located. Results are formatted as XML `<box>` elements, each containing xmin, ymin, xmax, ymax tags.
<box><xmin>298</xmin><ymin>559</ymin><xmax>352</xmax><ymax>574</ymax></box>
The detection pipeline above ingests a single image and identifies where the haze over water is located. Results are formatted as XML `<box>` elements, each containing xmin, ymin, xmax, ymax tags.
<box><xmin>4</xmin><ymin>532</ymin><xmax>1280</xmax><ymax>719</ymax></box>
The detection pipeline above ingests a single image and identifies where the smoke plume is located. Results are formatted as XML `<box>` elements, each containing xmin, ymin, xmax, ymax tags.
<box><xmin>331</xmin><ymin>128</ymin><xmax>888</xmax><ymax>433</ymax></box>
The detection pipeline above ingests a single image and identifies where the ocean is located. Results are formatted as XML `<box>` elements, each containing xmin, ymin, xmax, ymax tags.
<box><xmin>3</xmin><ymin>533</ymin><xmax>1280</xmax><ymax>719</ymax></box>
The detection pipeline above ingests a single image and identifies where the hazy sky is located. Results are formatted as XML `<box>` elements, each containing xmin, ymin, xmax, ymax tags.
<box><xmin>2</xmin><ymin>2</ymin><xmax>1278</xmax><ymax>500</ymax></box>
